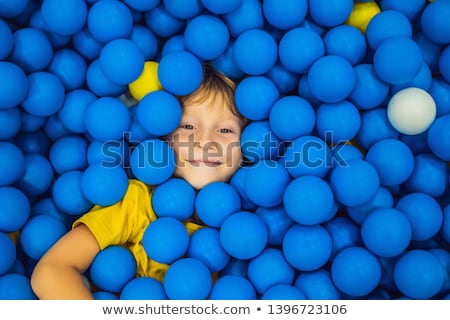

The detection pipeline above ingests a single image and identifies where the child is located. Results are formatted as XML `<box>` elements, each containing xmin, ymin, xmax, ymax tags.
<box><xmin>30</xmin><ymin>64</ymin><xmax>248</xmax><ymax>299</ymax></box>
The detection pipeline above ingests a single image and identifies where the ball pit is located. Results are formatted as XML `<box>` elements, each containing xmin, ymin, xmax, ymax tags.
<box><xmin>0</xmin><ymin>0</ymin><xmax>449</xmax><ymax>301</ymax></box>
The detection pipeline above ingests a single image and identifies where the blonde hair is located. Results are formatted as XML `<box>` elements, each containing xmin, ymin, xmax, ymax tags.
<box><xmin>178</xmin><ymin>63</ymin><xmax>248</xmax><ymax>127</ymax></box>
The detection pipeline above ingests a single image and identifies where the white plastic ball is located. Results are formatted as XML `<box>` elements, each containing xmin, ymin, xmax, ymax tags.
<box><xmin>387</xmin><ymin>87</ymin><xmax>436</xmax><ymax>135</ymax></box>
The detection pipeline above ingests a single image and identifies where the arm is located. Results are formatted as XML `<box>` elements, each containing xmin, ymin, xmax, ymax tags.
<box><xmin>31</xmin><ymin>224</ymin><xmax>101</xmax><ymax>300</ymax></box>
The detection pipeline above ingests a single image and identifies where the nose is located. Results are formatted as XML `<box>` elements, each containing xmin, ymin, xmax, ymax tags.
<box><xmin>195</xmin><ymin>129</ymin><xmax>217</xmax><ymax>151</ymax></box>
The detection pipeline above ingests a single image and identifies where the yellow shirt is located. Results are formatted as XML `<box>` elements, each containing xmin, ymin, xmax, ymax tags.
<box><xmin>73</xmin><ymin>179</ymin><xmax>203</xmax><ymax>282</ymax></box>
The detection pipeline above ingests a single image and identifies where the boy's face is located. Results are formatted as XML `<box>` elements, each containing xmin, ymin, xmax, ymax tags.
<box><xmin>167</xmin><ymin>95</ymin><xmax>243</xmax><ymax>190</ymax></box>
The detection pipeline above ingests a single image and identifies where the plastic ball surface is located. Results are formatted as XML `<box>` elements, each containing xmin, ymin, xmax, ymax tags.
<box><xmin>187</xmin><ymin>227</ymin><xmax>230</xmax><ymax>273</ymax></box>
<box><xmin>152</xmin><ymin>178</ymin><xmax>196</xmax><ymax>221</ymax></box>
<box><xmin>128</xmin><ymin>61</ymin><xmax>162</xmax><ymax>101</ymax></box>
<box><xmin>157</xmin><ymin>50</ymin><xmax>203</xmax><ymax>96</ymax></box>
<box><xmin>262</xmin><ymin>0</ymin><xmax>308</xmax><ymax>30</ymax></box>
<box><xmin>295</xmin><ymin>269</ymin><xmax>341</xmax><ymax>300</ymax></box>
<box><xmin>0</xmin><ymin>232</ymin><xmax>16</xmax><ymax>275</ymax></box>
<box><xmin>308</xmin><ymin>0</ymin><xmax>354</xmax><ymax>27</ymax></box>
<box><xmin>142</xmin><ymin>217</ymin><xmax>189</xmax><ymax>264</ymax></box>
<box><xmin>232</xmin><ymin>29</ymin><xmax>277</xmax><ymax>75</ymax></box>
<box><xmin>0</xmin><ymin>187</ymin><xmax>30</xmax><ymax>233</ymax></box>
<box><xmin>261</xmin><ymin>284</ymin><xmax>306</xmax><ymax>300</ymax></box>
<box><xmin>120</xmin><ymin>277</ymin><xmax>167</xmax><ymax>300</ymax></box>
<box><xmin>15</xmin><ymin>154</ymin><xmax>54</xmax><ymax>197</ymax></box>
<box><xmin>49</xmin><ymin>49</ymin><xmax>87</xmax><ymax>91</ymax></box>
<box><xmin>0</xmin><ymin>273</ymin><xmax>35</xmax><ymax>300</ymax></box>
<box><xmin>394</xmin><ymin>250</ymin><xmax>445</xmax><ymax>299</ymax></box>
<box><xmin>41</xmin><ymin>0</ymin><xmax>87</xmax><ymax>36</ymax></box>
<box><xmin>323</xmin><ymin>25</ymin><xmax>366</xmax><ymax>66</ymax></box>
<box><xmin>283</xmin><ymin>176</ymin><xmax>336</xmax><ymax>225</ymax></box>
<box><xmin>387</xmin><ymin>87</ymin><xmax>436</xmax><ymax>135</ymax></box>
<box><xmin>209</xmin><ymin>275</ymin><xmax>256</xmax><ymax>300</ymax></box>
<box><xmin>361</xmin><ymin>208</ymin><xmax>412</xmax><ymax>258</ymax></box>
<box><xmin>331</xmin><ymin>246</ymin><xmax>381</xmax><ymax>297</ymax></box>
<box><xmin>99</xmin><ymin>39</ymin><xmax>145</xmax><ymax>85</ymax></box>
<box><xmin>420</xmin><ymin>0</ymin><xmax>450</xmax><ymax>45</ymax></box>
<box><xmin>427</xmin><ymin>114</ymin><xmax>450</xmax><ymax>161</ymax></box>
<box><xmin>219</xmin><ymin>211</ymin><xmax>268</xmax><ymax>260</ymax></box>
<box><xmin>0</xmin><ymin>141</ymin><xmax>25</xmax><ymax>186</ymax></box>
<box><xmin>282</xmin><ymin>224</ymin><xmax>332</xmax><ymax>271</ymax></box>
<box><xmin>184</xmin><ymin>15</ymin><xmax>230</xmax><ymax>60</ymax></box>
<box><xmin>19</xmin><ymin>215</ymin><xmax>66</xmax><ymax>260</ymax></box>
<box><xmin>195</xmin><ymin>181</ymin><xmax>241</xmax><ymax>228</ymax></box>
<box><xmin>0</xmin><ymin>19</ymin><xmax>13</xmax><ymax>60</ymax></box>
<box><xmin>136</xmin><ymin>90</ymin><xmax>182</xmax><ymax>137</ymax></box>
<box><xmin>330</xmin><ymin>159</ymin><xmax>380</xmax><ymax>207</ymax></box>
<box><xmin>49</xmin><ymin>135</ymin><xmax>88</xmax><ymax>175</ymax></box>
<box><xmin>255</xmin><ymin>205</ymin><xmax>294</xmax><ymax>247</ymax></box>
<box><xmin>130</xmin><ymin>139</ymin><xmax>176</xmax><ymax>185</ymax></box>
<box><xmin>90</xmin><ymin>245</ymin><xmax>137</xmax><ymax>293</ymax></box>
<box><xmin>163</xmin><ymin>258</ymin><xmax>212</xmax><ymax>300</ymax></box>
<box><xmin>0</xmin><ymin>61</ymin><xmax>28</xmax><ymax>110</ymax></box>
<box><xmin>325</xmin><ymin>217</ymin><xmax>362</xmax><ymax>258</ymax></box>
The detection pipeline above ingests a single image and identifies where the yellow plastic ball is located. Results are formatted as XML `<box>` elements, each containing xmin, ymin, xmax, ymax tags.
<box><xmin>128</xmin><ymin>61</ymin><xmax>162</xmax><ymax>101</ymax></box>
<box><xmin>346</xmin><ymin>1</ymin><xmax>381</xmax><ymax>33</ymax></box>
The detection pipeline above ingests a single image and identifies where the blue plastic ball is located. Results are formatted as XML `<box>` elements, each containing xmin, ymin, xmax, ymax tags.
<box><xmin>427</xmin><ymin>114</ymin><xmax>450</xmax><ymax>161</ymax></box>
<box><xmin>430</xmin><ymin>78</ymin><xmax>450</xmax><ymax>117</ymax></box>
<box><xmin>283</xmin><ymin>224</ymin><xmax>332</xmax><ymax>271</ymax></box>
<box><xmin>331</xmin><ymin>246</ymin><xmax>381</xmax><ymax>297</ymax></box>
<box><xmin>22</xmin><ymin>71</ymin><xmax>65</xmax><ymax>117</ymax></box>
<box><xmin>10</xmin><ymin>27</ymin><xmax>53</xmax><ymax>73</ymax></box>
<box><xmin>366</xmin><ymin>138</ymin><xmax>415</xmax><ymax>186</ymax></box>
<box><xmin>325</xmin><ymin>217</ymin><xmax>362</xmax><ymax>258</ymax></box>
<box><xmin>219</xmin><ymin>211</ymin><xmax>268</xmax><ymax>260</ymax></box>
<box><xmin>90</xmin><ymin>245</ymin><xmax>137</xmax><ymax>293</ymax></box>
<box><xmin>0</xmin><ymin>232</ymin><xmax>16</xmax><ymax>275</ymax></box>
<box><xmin>373</xmin><ymin>36</ymin><xmax>423</xmax><ymax>85</ymax></box>
<box><xmin>93</xmin><ymin>291</ymin><xmax>118</xmax><ymax>300</ymax></box>
<box><xmin>266</xmin><ymin>63</ymin><xmax>299</xmax><ymax>94</ymax></box>
<box><xmin>87</xmin><ymin>0</ymin><xmax>133</xmax><ymax>43</ymax></box>
<box><xmin>0</xmin><ymin>273</ymin><xmax>35</xmax><ymax>300</ymax></box>
<box><xmin>244</xmin><ymin>160</ymin><xmax>290</xmax><ymax>208</ymax></box>
<box><xmin>442</xmin><ymin>205</ymin><xmax>450</xmax><ymax>244</ymax></box>
<box><xmin>184</xmin><ymin>15</ymin><xmax>229</xmax><ymax>60</ymax></box>
<box><xmin>163</xmin><ymin>258</ymin><xmax>212</xmax><ymax>299</ymax></box>
<box><xmin>44</xmin><ymin>115</ymin><xmax>71</xmax><ymax>141</ymax></box>
<box><xmin>380</xmin><ymin>0</ymin><xmax>427</xmax><ymax>21</ymax></box>
<box><xmin>49</xmin><ymin>49</ymin><xmax>87</xmax><ymax>91</ymax></box>
<box><xmin>209</xmin><ymin>275</ymin><xmax>256</xmax><ymax>300</ymax></box>
<box><xmin>157</xmin><ymin>50</ymin><xmax>203</xmax><ymax>96</ymax></box>
<box><xmin>255</xmin><ymin>205</ymin><xmax>295</xmax><ymax>247</ymax></box>
<box><xmin>420</xmin><ymin>0</ymin><xmax>450</xmax><ymax>45</ymax></box>
<box><xmin>308</xmin><ymin>0</ymin><xmax>353</xmax><ymax>27</ymax></box>
<box><xmin>14</xmin><ymin>131</ymin><xmax>50</xmax><ymax>156</ymax></box>
<box><xmin>52</xmin><ymin>170</ymin><xmax>93</xmax><ymax>216</ymax></box>
<box><xmin>247</xmin><ymin>248</ymin><xmax>295</xmax><ymax>294</ymax></box>
<box><xmin>31</xmin><ymin>197</ymin><xmax>73</xmax><ymax>230</ymax></box>
<box><xmin>331</xmin><ymin>143</ymin><xmax>364</xmax><ymax>168</ymax></box>
<box><xmin>223</xmin><ymin>0</ymin><xmax>264</xmax><ymax>37</ymax></box>
<box><xmin>163</xmin><ymin>0</ymin><xmax>203</xmax><ymax>19</ymax></box>
<box><xmin>81</xmin><ymin>164</ymin><xmax>128</xmax><ymax>207</ymax></box>
<box><xmin>58</xmin><ymin>89</ymin><xmax>96</xmax><ymax>134</ymax></box>
<box><xmin>136</xmin><ymin>90</ymin><xmax>182</xmax><ymax>137</ymax></box>
<box><xmin>130</xmin><ymin>139</ymin><xmax>176</xmax><ymax>185</ymax></box>
<box><xmin>315</xmin><ymin>100</ymin><xmax>361</xmax><ymax>143</ymax></box>
<box><xmin>395</xmin><ymin>192</ymin><xmax>443</xmax><ymax>241</ymax></box>
<box><xmin>234</xmin><ymin>76</ymin><xmax>279</xmax><ymax>121</ymax></box>
<box><xmin>195</xmin><ymin>182</ymin><xmax>241</xmax><ymax>228</ymax></box>
<box><xmin>349</xmin><ymin>63</ymin><xmax>390</xmax><ymax>110</ymax></box>
<box><xmin>323</xmin><ymin>25</ymin><xmax>366</xmax><ymax>66</ymax></box>
<box><xmin>152</xmin><ymin>178</ymin><xmax>195</xmax><ymax>221</ymax></box>
<box><xmin>41</xmin><ymin>0</ymin><xmax>87</xmax><ymax>36</ymax></box>
<box><xmin>19</xmin><ymin>215</ymin><xmax>67</xmax><ymax>260</ymax></box>
<box><xmin>262</xmin><ymin>0</ymin><xmax>307</xmax><ymax>30</ymax></box>
<box><xmin>144</xmin><ymin>5</ymin><xmax>185</xmax><ymax>39</ymax></box>
<box><xmin>366</xmin><ymin>9</ymin><xmax>412</xmax><ymax>50</ymax></box>
<box><xmin>261</xmin><ymin>284</ymin><xmax>306</xmax><ymax>300</ymax></box>
<box><xmin>15</xmin><ymin>154</ymin><xmax>54</xmax><ymax>197</ymax></box>
<box><xmin>188</xmin><ymin>227</ymin><xmax>230</xmax><ymax>273</ymax></box>
<box><xmin>0</xmin><ymin>19</ymin><xmax>13</xmax><ymax>60</ymax></box>
<box><xmin>72</xmin><ymin>28</ymin><xmax>102</xmax><ymax>61</ymax></box>
<box><xmin>405</xmin><ymin>153</ymin><xmax>448</xmax><ymax>197</ymax></box>
<box><xmin>120</xmin><ymin>277</ymin><xmax>167</xmax><ymax>300</ymax></box>
<box><xmin>279</xmin><ymin>27</ymin><xmax>324</xmax><ymax>74</ymax></box>
<box><xmin>130</xmin><ymin>25</ymin><xmax>158</xmax><ymax>61</ymax></box>
<box><xmin>0</xmin><ymin>62</ymin><xmax>28</xmax><ymax>110</ymax></box>
<box><xmin>361</xmin><ymin>208</ymin><xmax>412</xmax><ymax>258</ymax></box>
<box><xmin>356</xmin><ymin>108</ymin><xmax>399</xmax><ymax>150</ymax></box>
<box><xmin>240</xmin><ymin>121</ymin><xmax>282</xmax><ymax>162</ymax></box>
<box><xmin>269</xmin><ymin>95</ymin><xmax>315</xmax><ymax>141</ymax></box>
<box><xmin>0</xmin><ymin>187</ymin><xmax>29</xmax><ymax>233</ymax></box>
<box><xmin>161</xmin><ymin>35</ymin><xmax>185</xmax><ymax>56</ymax></box>
<box><xmin>99</xmin><ymin>39</ymin><xmax>145</xmax><ymax>85</ymax></box>
<box><xmin>123</xmin><ymin>0</ymin><xmax>159</xmax><ymax>12</ymax></box>
<box><xmin>233</xmin><ymin>29</ymin><xmax>277</xmax><ymax>75</ymax></box>
<box><xmin>0</xmin><ymin>141</ymin><xmax>25</xmax><ymax>186</ymax></box>
<box><xmin>308</xmin><ymin>55</ymin><xmax>356</xmax><ymax>103</ymax></box>
<box><xmin>85</xmin><ymin>97</ymin><xmax>130</xmax><ymax>142</ymax></box>
<box><xmin>201</xmin><ymin>0</ymin><xmax>243</xmax><ymax>14</ymax></box>
<box><xmin>295</xmin><ymin>269</ymin><xmax>341</xmax><ymax>300</ymax></box>
<box><xmin>282</xmin><ymin>135</ymin><xmax>332</xmax><ymax>178</ymax></box>
<box><xmin>394</xmin><ymin>249</ymin><xmax>445</xmax><ymax>299</ymax></box>
<box><xmin>86</xmin><ymin>60</ymin><xmax>127</xmax><ymax>97</ymax></box>
<box><xmin>228</xmin><ymin>166</ymin><xmax>257</xmax><ymax>211</ymax></box>
<box><xmin>143</xmin><ymin>217</ymin><xmax>189</xmax><ymax>264</ymax></box>
<box><xmin>429</xmin><ymin>248</ymin><xmax>450</xmax><ymax>296</ymax></box>
<box><xmin>330</xmin><ymin>159</ymin><xmax>380</xmax><ymax>207</ymax></box>
<box><xmin>284</xmin><ymin>176</ymin><xmax>336</xmax><ymax>225</ymax></box>
<box><xmin>49</xmin><ymin>135</ymin><xmax>88</xmax><ymax>174</ymax></box>
<box><xmin>211</xmin><ymin>45</ymin><xmax>245</xmax><ymax>80</ymax></box>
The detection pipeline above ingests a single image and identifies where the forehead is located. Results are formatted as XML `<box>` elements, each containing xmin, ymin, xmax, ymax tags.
<box><xmin>182</xmin><ymin>95</ymin><xmax>240</xmax><ymax>121</ymax></box>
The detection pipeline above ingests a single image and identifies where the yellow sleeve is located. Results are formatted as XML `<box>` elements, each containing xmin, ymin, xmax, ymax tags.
<box><xmin>73</xmin><ymin>179</ymin><xmax>157</xmax><ymax>250</ymax></box>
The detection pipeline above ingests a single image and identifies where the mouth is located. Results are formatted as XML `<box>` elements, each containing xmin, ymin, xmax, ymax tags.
<box><xmin>187</xmin><ymin>160</ymin><xmax>222</xmax><ymax>167</ymax></box>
